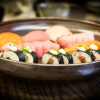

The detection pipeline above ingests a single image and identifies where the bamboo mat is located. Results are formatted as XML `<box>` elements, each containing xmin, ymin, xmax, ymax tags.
<box><xmin>0</xmin><ymin>72</ymin><xmax>100</xmax><ymax>100</ymax></box>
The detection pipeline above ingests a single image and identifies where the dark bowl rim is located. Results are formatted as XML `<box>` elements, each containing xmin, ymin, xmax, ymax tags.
<box><xmin>0</xmin><ymin>17</ymin><xmax>100</xmax><ymax>27</ymax></box>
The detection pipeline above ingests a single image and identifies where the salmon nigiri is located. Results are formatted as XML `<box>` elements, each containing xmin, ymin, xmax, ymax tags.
<box><xmin>65</xmin><ymin>40</ymin><xmax>100</xmax><ymax>54</ymax></box>
<box><xmin>0</xmin><ymin>32</ymin><xmax>23</xmax><ymax>48</ymax></box>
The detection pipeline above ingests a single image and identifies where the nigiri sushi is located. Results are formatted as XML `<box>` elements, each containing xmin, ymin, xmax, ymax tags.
<box><xmin>55</xmin><ymin>32</ymin><xmax>95</xmax><ymax>49</ymax></box>
<box><xmin>22</xmin><ymin>30</ymin><xmax>50</xmax><ymax>43</ymax></box>
<box><xmin>0</xmin><ymin>32</ymin><xmax>23</xmax><ymax>48</ymax></box>
<box><xmin>45</xmin><ymin>25</ymin><xmax>73</xmax><ymax>42</ymax></box>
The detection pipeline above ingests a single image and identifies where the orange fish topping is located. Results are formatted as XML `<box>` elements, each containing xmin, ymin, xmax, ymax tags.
<box><xmin>0</xmin><ymin>32</ymin><xmax>23</xmax><ymax>48</ymax></box>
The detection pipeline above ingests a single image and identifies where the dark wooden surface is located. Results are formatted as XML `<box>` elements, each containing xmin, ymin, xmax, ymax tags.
<box><xmin>0</xmin><ymin>72</ymin><xmax>100</xmax><ymax>100</ymax></box>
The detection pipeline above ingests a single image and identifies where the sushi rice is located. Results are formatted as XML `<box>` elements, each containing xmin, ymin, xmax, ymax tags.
<box><xmin>3</xmin><ymin>50</ymin><xmax>19</xmax><ymax>61</ymax></box>
<box><xmin>72</xmin><ymin>50</ymin><xmax>93</xmax><ymax>64</ymax></box>
<box><xmin>42</xmin><ymin>53</ymin><xmax>60</xmax><ymax>64</ymax></box>
<box><xmin>92</xmin><ymin>50</ymin><xmax>100</xmax><ymax>61</ymax></box>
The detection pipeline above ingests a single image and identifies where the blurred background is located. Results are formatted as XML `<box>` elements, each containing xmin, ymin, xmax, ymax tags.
<box><xmin>0</xmin><ymin>0</ymin><xmax>100</xmax><ymax>23</ymax></box>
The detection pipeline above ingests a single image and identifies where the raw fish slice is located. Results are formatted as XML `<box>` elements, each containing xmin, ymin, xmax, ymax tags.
<box><xmin>22</xmin><ymin>30</ymin><xmax>50</xmax><ymax>43</ymax></box>
<box><xmin>32</xmin><ymin>41</ymin><xmax>43</xmax><ymax>57</ymax></box>
<box><xmin>16</xmin><ymin>44</ymin><xmax>22</xmax><ymax>50</ymax></box>
<box><xmin>45</xmin><ymin>25</ymin><xmax>73</xmax><ymax>41</ymax></box>
<box><xmin>65</xmin><ymin>41</ymin><xmax>96</xmax><ymax>54</ymax></box>
<box><xmin>73</xmin><ymin>34</ymin><xmax>83</xmax><ymax>43</ymax></box>
<box><xmin>23</xmin><ymin>43</ymin><xmax>32</xmax><ymax>47</ymax></box>
<box><xmin>42</xmin><ymin>40</ymin><xmax>60</xmax><ymax>54</ymax></box>
<box><xmin>88</xmin><ymin>33</ymin><xmax>95</xmax><ymax>40</ymax></box>
<box><xmin>47</xmin><ymin>31</ymin><xmax>70</xmax><ymax>42</ymax></box>
<box><xmin>45</xmin><ymin>25</ymin><xmax>72</xmax><ymax>35</ymax></box>
<box><xmin>42</xmin><ymin>41</ymin><xmax>52</xmax><ymax>54</ymax></box>
<box><xmin>81</xmin><ymin>32</ymin><xmax>94</xmax><ymax>41</ymax></box>
<box><xmin>65</xmin><ymin>48</ymin><xmax>78</xmax><ymax>55</ymax></box>
<box><xmin>74</xmin><ymin>32</ymin><xmax>94</xmax><ymax>42</ymax></box>
<box><xmin>56</xmin><ymin>35</ymin><xmax>76</xmax><ymax>48</ymax></box>
<box><xmin>82</xmin><ymin>40</ymin><xmax>100</xmax><ymax>49</ymax></box>
<box><xmin>0</xmin><ymin>32</ymin><xmax>23</xmax><ymax>48</ymax></box>
<box><xmin>73</xmin><ymin>33</ymin><xmax>88</xmax><ymax>43</ymax></box>
<box><xmin>80</xmin><ymin>33</ymin><xmax>89</xmax><ymax>42</ymax></box>
<box><xmin>50</xmin><ymin>42</ymin><xmax>60</xmax><ymax>50</ymax></box>
<box><xmin>29</xmin><ymin>46</ymin><xmax>35</xmax><ymax>52</ymax></box>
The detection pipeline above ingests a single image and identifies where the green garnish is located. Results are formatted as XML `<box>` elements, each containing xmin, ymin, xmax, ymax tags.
<box><xmin>96</xmin><ymin>45</ymin><xmax>98</xmax><ymax>46</ymax></box>
<box><xmin>21</xmin><ymin>50</ymin><xmax>25</xmax><ymax>53</ymax></box>
<box><xmin>21</xmin><ymin>45</ymin><xmax>31</xmax><ymax>53</ymax></box>
<box><xmin>78</xmin><ymin>45</ymin><xmax>83</xmax><ymax>47</ymax></box>
<box><xmin>26</xmin><ymin>56</ymin><xmax>29</xmax><ymax>58</ymax></box>
<box><xmin>58</xmin><ymin>50</ymin><xmax>62</xmax><ymax>54</ymax></box>
<box><xmin>85</xmin><ymin>48</ymin><xmax>87</xmax><ymax>51</ymax></box>
<box><xmin>58</xmin><ymin>52</ymin><xmax>62</xmax><ymax>54</ymax></box>
<box><xmin>64</xmin><ymin>49</ymin><xmax>66</xmax><ymax>51</ymax></box>
<box><xmin>6</xmin><ymin>57</ymin><xmax>10</xmax><ymax>59</ymax></box>
<box><xmin>73</xmin><ymin>52</ymin><xmax>76</xmax><ymax>56</ymax></box>
<box><xmin>52</xmin><ymin>49</ymin><xmax>56</xmax><ymax>51</ymax></box>
<box><xmin>22</xmin><ymin>45</ymin><xmax>24</xmax><ymax>48</ymax></box>
<box><xmin>13</xmin><ymin>45</ymin><xmax>15</xmax><ymax>47</ymax></box>
<box><xmin>89</xmin><ymin>50</ymin><xmax>92</xmax><ymax>53</ymax></box>
<box><xmin>56</xmin><ymin>50</ymin><xmax>59</xmax><ymax>52</ymax></box>
<box><xmin>9</xmin><ymin>44</ymin><xmax>11</xmax><ymax>46</ymax></box>
<box><xmin>81</xmin><ymin>61</ymin><xmax>85</xmax><ymax>63</ymax></box>
<box><xmin>47</xmin><ymin>62</ymin><xmax>50</xmax><ymax>64</ymax></box>
<box><xmin>65</xmin><ymin>53</ymin><xmax>67</xmax><ymax>56</ymax></box>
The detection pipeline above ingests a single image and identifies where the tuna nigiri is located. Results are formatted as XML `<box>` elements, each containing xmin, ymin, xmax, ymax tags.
<box><xmin>32</xmin><ymin>41</ymin><xmax>43</xmax><ymax>57</ymax></box>
<box><xmin>22</xmin><ymin>30</ymin><xmax>50</xmax><ymax>43</ymax></box>
<box><xmin>32</xmin><ymin>40</ymin><xmax>60</xmax><ymax>57</ymax></box>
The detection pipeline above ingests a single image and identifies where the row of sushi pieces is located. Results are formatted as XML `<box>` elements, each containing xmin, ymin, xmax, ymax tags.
<box><xmin>42</xmin><ymin>42</ymin><xmax>100</xmax><ymax>64</ymax></box>
<box><xmin>0</xmin><ymin>41</ymin><xmax>100</xmax><ymax>64</ymax></box>
<box><xmin>0</xmin><ymin>44</ymin><xmax>38</xmax><ymax>63</ymax></box>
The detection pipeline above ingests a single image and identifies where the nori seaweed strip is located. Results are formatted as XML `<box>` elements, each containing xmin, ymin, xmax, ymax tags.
<box><xmin>85</xmin><ymin>50</ymin><xmax>95</xmax><ymax>61</ymax></box>
<box><xmin>62</xmin><ymin>53</ymin><xmax>73</xmax><ymax>64</ymax></box>
<box><xmin>57</xmin><ymin>56</ymin><xmax>64</xmax><ymax>64</ymax></box>
<box><xmin>15</xmin><ymin>50</ymin><xmax>25</xmax><ymax>62</ymax></box>
<box><xmin>30</xmin><ymin>51</ymin><xmax>38</xmax><ymax>63</ymax></box>
<box><xmin>46</xmin><ymin>52</ymin><xmax>64</xmax><ymax>64</ymax></box>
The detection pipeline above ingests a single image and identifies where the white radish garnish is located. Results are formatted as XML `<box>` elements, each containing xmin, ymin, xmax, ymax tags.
<box><xmin>89</xmin><ymin>44</ymin><xmax>98</xmax><ymax>50</ymax></box>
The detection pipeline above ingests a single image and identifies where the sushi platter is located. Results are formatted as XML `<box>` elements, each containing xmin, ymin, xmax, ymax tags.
<box><xmin>0</xmin><ymin>18</ymin><xmax>100</xmax><ymax>80</ymax></box>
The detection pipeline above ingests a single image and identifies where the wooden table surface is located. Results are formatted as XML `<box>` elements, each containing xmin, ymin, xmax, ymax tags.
<box><xmin>0</xmin><ymin>72</ymin><xmax>100</xmax><ymax>100</ymax></box>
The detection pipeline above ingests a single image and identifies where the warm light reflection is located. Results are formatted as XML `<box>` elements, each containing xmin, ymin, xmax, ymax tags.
<box><xmin>11</xmin><ymin>25</ymin><xmax>50</xmax><ymax>31</ymax></box>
